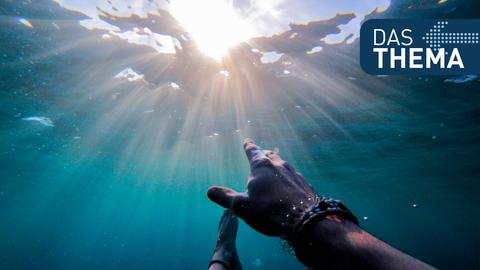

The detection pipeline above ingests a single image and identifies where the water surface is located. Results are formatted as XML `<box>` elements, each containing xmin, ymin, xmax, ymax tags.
<box><xmin>0</xmin><ymin>0</ymin><xmax>479</xmax><ymax>269</ymax></box>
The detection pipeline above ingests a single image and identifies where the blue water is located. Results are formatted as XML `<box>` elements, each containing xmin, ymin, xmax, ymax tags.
<box><xmin>1</xmin><ymin>0</ymin><xmax>479</xmax><ymax>269</ymax></box>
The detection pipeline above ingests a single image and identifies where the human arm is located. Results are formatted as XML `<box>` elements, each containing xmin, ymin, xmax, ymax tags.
<box><xmin>296</xmin><ymin>215</ymin><xmax>435</xmax><ymax>270</ymax></box>
<box><xmin>207</xmin><ymin>139</ymin><xmax>436</xmax><ymax>270</ymax></box>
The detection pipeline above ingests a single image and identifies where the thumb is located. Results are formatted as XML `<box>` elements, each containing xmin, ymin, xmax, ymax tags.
<box><xmin>207</xmin><ymin>186</ymin><xmax>242</xmax><ymax>209</ymax></box>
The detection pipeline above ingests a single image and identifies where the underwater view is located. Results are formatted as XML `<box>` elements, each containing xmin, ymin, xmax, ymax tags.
<box><xmin>0</xmin><ymin>0</ymin><xmax>479</xmax><ymax>269</ymax></box>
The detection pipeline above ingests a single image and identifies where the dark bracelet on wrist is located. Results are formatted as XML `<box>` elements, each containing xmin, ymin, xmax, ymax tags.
<box><xmin>287</xmin><ymin>196</ymin><xmax>359</xmax><ymax>267</ymax></box>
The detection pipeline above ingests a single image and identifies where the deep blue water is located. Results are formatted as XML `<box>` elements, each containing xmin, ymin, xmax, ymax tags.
<box><xmin>1</xmin><ymin>0</ymin><xmax>479</xmax><ymax>269</ymax></box>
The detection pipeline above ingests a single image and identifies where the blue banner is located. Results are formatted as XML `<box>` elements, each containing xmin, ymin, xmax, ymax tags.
<box><xmin>360</xmin><ymin>19</ymin><xmax>480</xmax><ymax>75</ymax></box>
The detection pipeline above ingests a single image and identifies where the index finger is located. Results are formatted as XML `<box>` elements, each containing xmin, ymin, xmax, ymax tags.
<box><xmin>243</xmin><ymin>138</ymin><xmax>264</xmax><ymax>165</ymax></box>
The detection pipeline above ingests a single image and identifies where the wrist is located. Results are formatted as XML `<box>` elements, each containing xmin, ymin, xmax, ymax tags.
<box><xmin>288</xmin><ymin>197</ymin><xmax>359</xmax><ymax>268</ymax></box>
<box><xmin>293</xmin><ymin>215</ymin><xmax>360</xmax><ymax>268</ymax></box>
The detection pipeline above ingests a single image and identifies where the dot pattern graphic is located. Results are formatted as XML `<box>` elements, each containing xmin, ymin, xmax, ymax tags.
<box><xmin>423</xmin><ymin>21</ymin><xmax>479</xmax><ymax>51</ymax></box>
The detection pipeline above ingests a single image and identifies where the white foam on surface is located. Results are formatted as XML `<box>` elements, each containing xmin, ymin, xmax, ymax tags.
<box><xmin>114</xmin><ymin>67</ymin><xmax>144</xmax><ymax>82</ymax></box>
<box><xmin>110</xmin><ymin>28</ymin><xmax>177</xmax><ymax>54</ymax></box>
<box><xmin>80</xmin><ymin>18</ymin><xmax>120</xmax><ymax>31</ymax></box>
<box><xmin>52</xmin><ymin>0</ymin><xmax>390</xmax><ymax>56</ymax></box>
<box><xmin>260</xmin><ymin>51</ymin><xmax>283</xmax><ymax>64</ymax></box>
<box><xmin>307</xmin><ymin>46</ymin><xmax>323</xmax><ymax>55</ymax></box>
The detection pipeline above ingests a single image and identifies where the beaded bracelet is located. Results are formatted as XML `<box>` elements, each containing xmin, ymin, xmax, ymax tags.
<box><xmin>288</xmin><ymin>196</ymin><xmax>359</xmax><ymax>267</ymax></box>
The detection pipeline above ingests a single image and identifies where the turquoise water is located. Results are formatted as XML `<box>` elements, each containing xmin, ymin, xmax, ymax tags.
<box><xmin>1</xmin><ymin>0</ymin><xmax>479</xmax><ymax>269</ymax></box>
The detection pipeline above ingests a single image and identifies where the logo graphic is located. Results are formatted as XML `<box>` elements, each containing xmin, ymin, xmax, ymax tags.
<box><xmin>360</xmin><ymin>19</ymin><xmax>480</xmax><ymax>75</ymax></box>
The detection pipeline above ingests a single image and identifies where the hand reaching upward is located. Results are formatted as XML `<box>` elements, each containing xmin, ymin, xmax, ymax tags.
<box><xmin>207</xmin><ymin>138</ymin><xmax>318</xmax><ymax>239</ymax></box>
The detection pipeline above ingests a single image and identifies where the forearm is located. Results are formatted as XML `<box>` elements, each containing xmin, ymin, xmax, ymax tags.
<box><xmin>208</xmin><ymin>263</ymin><xmax>228</xmax><ymax>270</ymax></box>
<box><xmin>295</xmin><ymin>216</ymin><xmax>436</xmax><ymax>270</ymax></box>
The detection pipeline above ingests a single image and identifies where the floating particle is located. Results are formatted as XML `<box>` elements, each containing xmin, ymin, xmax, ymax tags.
<box><xmin>18</xmin><ymin>18</ymin><xmax>33</xmax><ymax>28</ymax></box>
<box><xmin>213</xmin><ymin>133</ymin><xmax>219</xmax><ymax>136</ymax></box>
<box><xmin>144</xmin><ymin>109</ymin><xmax>155</xmax><ymax>114</ymax></box>
<box><xmin>363</xmin><ymin>216</ymin><xmax>369</xmax><ymax>221</ymax></box>
<box><xmin>432</xmin><ymin>135</ymin><xmax>437</xmax><ymax>140</ymax></box>
<box><xmin>283</xmin><ymin>69</ymin><xmax>291</xmax><ymax>75</ymax></box>
<box><xmin>51</xmin><ymin>22</ymin><xmax>60</xmax><ymax>30</ymax></box>
<box><xmin>348</xmin><ymin>76</ymin><xmax>357</xmax><ymax>80</ymax></box>
<box><xmin>73</xmin><ymin>136</ymin><xmax>81</xmax><ymax>140</ymax></box>
<box><xmin>170</xmin><ymin>82</ymin><xmax>180</xmax><ymax>89</ymax></box>
<box><xmin>219</xmin><ymin>70</ymin><xmax>230</xmax><ymax>77</ymax></box>
<box><xmin>412</xmin><ymin>203</ymin><xmax>419</xmax><ymax>208</ymax></box>
<box><xmin>252</xmin><ymin>258</ymin><xmax>262</xmax><ymax>267</ymax></box>
<box><xmin>21</xmin><ymin>116</ymin><xmax>54</xmax><ymax>127</ymax></box>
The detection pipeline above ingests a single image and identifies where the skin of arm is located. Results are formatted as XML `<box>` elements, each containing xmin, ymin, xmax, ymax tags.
<box><xmin>209</xmin><ymin>262</ymin><xmax>228</xmax><ymax>270</ymax></box>
<box><xmin>299</xmin><ymin>215</ymin><xmax>436</xmax><ymax>270</ymax></box>
<box><xmin>207</xmin><ymin>138</ymin><xmax>436</xmax><ymax>270</ymax></box>
<box><xmin>208</xmin><ymin>210</ymin><xmax>242</xmax><ymax>270</ymax></box>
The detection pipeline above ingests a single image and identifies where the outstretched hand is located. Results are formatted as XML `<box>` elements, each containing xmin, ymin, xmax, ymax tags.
<box><xmin>207</xmin><ymin>138</ymin><xmax>319</xmax><ymax>239</ymax></box>
<box><xmin>208</xmin><ymin>139</ymin><xmax>438</xmax><ymax>270</ymax></box>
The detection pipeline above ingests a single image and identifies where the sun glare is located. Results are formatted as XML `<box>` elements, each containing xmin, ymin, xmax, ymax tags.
<box><xmin>169</xmin><ymin>0</ymin><xmax>256</xmax><ymax>60</ymax></box>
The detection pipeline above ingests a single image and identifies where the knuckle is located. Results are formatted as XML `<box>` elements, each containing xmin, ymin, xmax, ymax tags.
<box><xmin>251</xmin><ymin>157</ymin><xmax>273</xmax><ymax>168</ymax></box>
